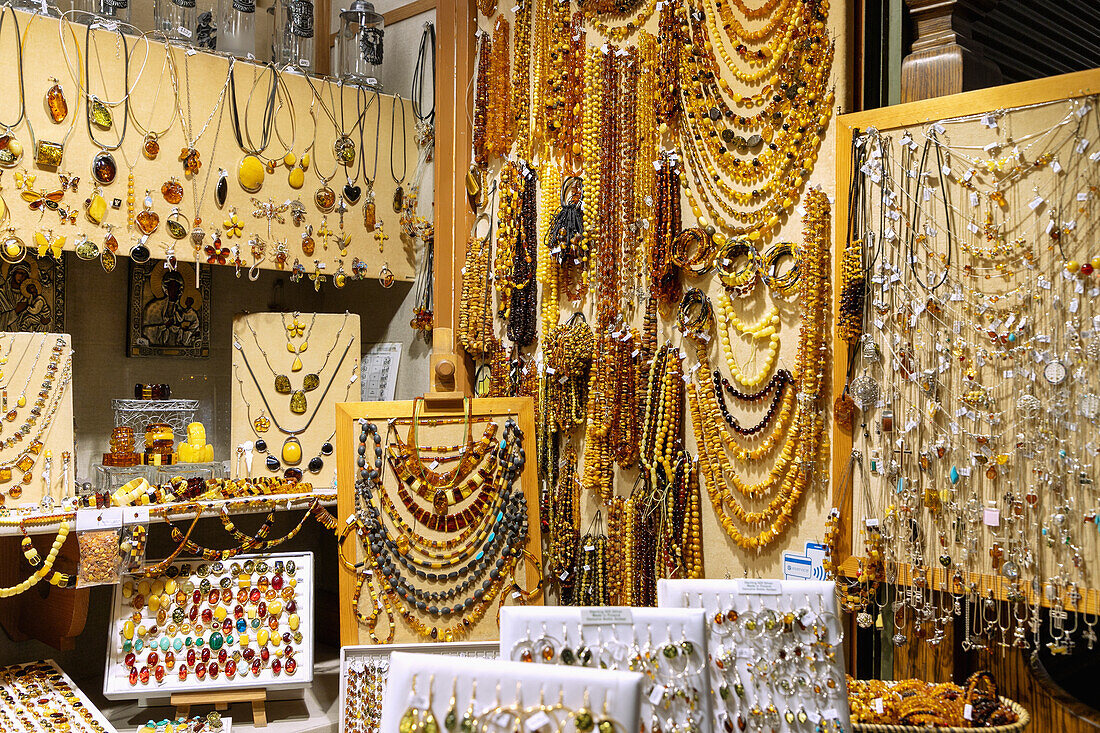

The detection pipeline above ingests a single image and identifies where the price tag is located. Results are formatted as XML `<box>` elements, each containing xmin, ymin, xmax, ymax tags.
<box><xmin>178</xmin><ymin>26</ymin><xmax>193</xmax><ymax>39</ymax></box>
<box><xmin>824</xmin><ymin>709</ymin><xmax>840</xmax><ymax>720</ymax></box>
<box><xmin>299</xmin><ymin>59</ymin><xmax>311</xmax><ymax>68</ymax></box>
<box><xmin>409</xmin><ymin>693</ymin><xmax>429</xmax><ymax>710</ymax></box>
<box><xmin>964</xmin><ymin>704</ymin><xmax>974</xmax><ymax>721</ymax></box>
<box><xmin>1029</xmin><ymin>195</ymin><xmax>1044</xmax><ymax>210</ymax></box>
<box><xmin>969</xmin><ymin>191</ymin><xmax>979</xmax><ymax>207</ymax></box>
<box><xmin>77</xmin><ymin>507</ymin><xmax>124</xmax><ymax>531</ymax></box>
<box><xmin>983</xmin><ymin>507</ymin><xmax>1001</xmax><ymax>526</ymax></box>
<box><xmin>649</xmin><ymin>685</ymin><xmax>667</xmax><ymax>705</ymax></box>
<box><xmin>739</xmin><ymin>579</ymin><xmax>782</xmax><ymax>595</ymax></box>
<box><xmin>580</xmin><ymin>608</ymin><xmax>633</xmax><ymax>625</ymax></box>
<box><xmin>874</xmin><ymin>698</ymin><xmax>884</xmax><ymax>714</ymax></box>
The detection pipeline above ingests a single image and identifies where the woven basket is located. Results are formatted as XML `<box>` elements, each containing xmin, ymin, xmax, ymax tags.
<box><xmin>852</xmin><ymin>697</ymin><xmax>1030</xmax><ymax>733</ymax></box>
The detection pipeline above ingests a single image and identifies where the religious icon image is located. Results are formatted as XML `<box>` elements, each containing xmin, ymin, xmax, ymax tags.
<box><xmin>127</xmin><ymin>259</ymin><xmax>210</xmax><ymax>358</ymax></box>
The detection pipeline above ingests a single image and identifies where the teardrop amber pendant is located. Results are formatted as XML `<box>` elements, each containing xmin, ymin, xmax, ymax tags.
<box><xmin>291</xmin><ymin>355</ymin><xmax>302</xmax><ymax>372</ymax></box>
<box><xmin>289</xmin><ymin>391</ymin><xmax>307</xmax><ymax>414</ymax></box>
<box><xmin>273</xmin><ymin>375</ymin><xmax>291</xmax><ymax>394</ymax></box>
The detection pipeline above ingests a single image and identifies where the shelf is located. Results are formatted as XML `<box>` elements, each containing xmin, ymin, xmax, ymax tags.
<box><xmin>0</xmin><ymin>490</ymin><xmax>338</xmax><ymax>537</ymax></box>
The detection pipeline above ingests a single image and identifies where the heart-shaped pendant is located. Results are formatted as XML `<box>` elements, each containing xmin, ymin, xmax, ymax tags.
<box><xmin>135</xmin><ymin>209</ymin><xmax>159</xmax><ymax>235</ymax></box>
<box><xmin>342</xmin><ymin>183</ymin><xmax>361</xmax><ymax>204</ymax></box>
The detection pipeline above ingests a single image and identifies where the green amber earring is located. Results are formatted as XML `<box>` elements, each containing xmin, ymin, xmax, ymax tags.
<box><xmin>420</xmin><ymin>674</ymin><xmax>440</xmax><ymax>733</ymax></box>
<box><xmin>399</xmin><ymin>675</ymin><xmax>424</xmax><ymax>733</ymax></box>
<box><xmin>459</xmin><ymin>680</ymin><xmax>477</xmax><ymax>733</ymax></box>
<box><xmin>444</xmin><ymin>678</ymin><xmax>458</xmax><ymax>731</ymax></box>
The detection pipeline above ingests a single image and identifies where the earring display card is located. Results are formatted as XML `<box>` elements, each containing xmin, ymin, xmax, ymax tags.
<box><xmin>230</xmin><ymin>312</ymin><xmax>361</xmax><ymax>488</ymax></box>
<box><xmin>102</xmin><ymin>551</ymin><xmax>314</xmax><ymax>700</ymax></box>
<box><xmin>0</xmin><ymin>660</ymin><xmax>118</xmax><ymax>733</ymax></box>
<box><xmin>339</xmin><ymin>642</ymin><xmax>499</xmax><ymax>732</ymax></box>
<box><xmin>499</xmin><ymin>606</ymin><xmax>710</xmax><ymax>733</ymax></box>
<box><xmin>658</xmin><ymin>579</ymin><xmax>850</xmax><ymax>733</ymax></box>
<box><xmin>380</xmin><ymin>652</ymin><xmax>645</xmax><ymax>733</ymax></box>
<box><xmin>0</xmin><ymin>332</ymin><xmax>75</xmax><ymax>509</ymax></box>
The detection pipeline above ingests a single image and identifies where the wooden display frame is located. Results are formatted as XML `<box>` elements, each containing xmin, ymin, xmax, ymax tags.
<box><xmin>335</xmin><ymin>396</ymin><xmax>542</xmax><ymax>646</ymax></box>
<box><xmin>830</xmin><ymin>67</ymin><xmax>1100</xmax><ymax>614</ymax></box>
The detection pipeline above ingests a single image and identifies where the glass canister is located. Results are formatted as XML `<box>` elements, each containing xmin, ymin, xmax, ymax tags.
<box><xmin>337</xmin><ymin>1</ymin><xmax>385</xmax><ymax>86</ymax></box>
<box><xmin>74</xmin><ymin>0</ymin><xmax>131</xmax><ymax>25</ymax></box>
<box><xmin>154</xmin><ymin>0</ymin><xmax>197</xmax><ymax>45</ymax></box>
<box><xmin>218</xmin><ymin>0</ymin><xmax>257</xmax><ymax>58</ymax></box>
<box><xmin>11</xmin><ymin>0</ymin><xmax>62</xmax><ymax>16</ymax></box>
<box><xmin>274</xmin><ymin>0</ymin><xmax>316</xmax><ymax>73</ymax></box>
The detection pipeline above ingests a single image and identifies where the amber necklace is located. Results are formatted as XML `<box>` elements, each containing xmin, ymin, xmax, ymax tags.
<box><xmin>241</xmin><ymin>312</ymin><xmax>346</xmax><ymax>413</ymax></box>
<box><xmin>281</xmin><ymin>311</ymin><xmax>317</xmax><ymax>372</ymax></box>
<box><xmin>21</xmin><ymin>14</ymin><xmax>82</xmax><ymax>170</ymax></box>
<box><xmin>227</xmin><ymin>61</ymin><xmax>278</xmax><ymax>193</ymax></box>
<box><xmin>127</xmin><ymin>37</ymin><xmax>178</xmax><ymax>160</ymax></box>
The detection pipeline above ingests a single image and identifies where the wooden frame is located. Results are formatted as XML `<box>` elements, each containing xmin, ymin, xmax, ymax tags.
<box><xmin>831</xmin><ymin>66</ymin><xmax>1100</xmax><ymax>614</ymax></box>
<box><xmin>335</xmin><ymin>396</ymin><xmax>542</xmax><ymax>646</ymax></box>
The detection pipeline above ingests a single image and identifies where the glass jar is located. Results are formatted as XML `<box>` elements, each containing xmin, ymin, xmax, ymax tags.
<box><xmin>274</xmin><ymin>0</ymin><xmax>315</xmax><ymax>73</ymax></box>
<box><xmin>336</xmin><ymin>1</ymin><xmax>385</xmax><ymax>86</ymax></box>
<box><xmin>74</xmin><ymin>0</ymin><xmax>131</xmax><ymax>25</ymax></box>
<box><xmin>11</xmin><ymin>0</ymin><xmax>62</xmax><ymax>16</ymax></box>
<box><xmin>154</xmin><ymin>0</ymin><xmax>197</xmax><ymax>45</ymax></box>
<box><xmin>218</xmin><ymin>0</ymin><xmax>257</xmax><ymax>59</ymax></box>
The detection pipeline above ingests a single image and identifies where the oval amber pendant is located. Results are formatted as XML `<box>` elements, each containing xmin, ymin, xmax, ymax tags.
<box><xmin>46</xmin><ymin>80</ymin><xmax>67</xmax><ymax>122</ymax></box>
<box><xmin>143</xmin><ymin>133</ymin><xmax>160</xmax><ymax>160</ymax></box>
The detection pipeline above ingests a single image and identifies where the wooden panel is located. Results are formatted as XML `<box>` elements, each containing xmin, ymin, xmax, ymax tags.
<box><xmin>335</xmin><ymin>397</ymin><xmax>542</xmax><ymax>646</ymax></box>
<box><xmin>384</xmin><ymin>0</ymin><xmax>437</xmax><ymax>25</ymax></box>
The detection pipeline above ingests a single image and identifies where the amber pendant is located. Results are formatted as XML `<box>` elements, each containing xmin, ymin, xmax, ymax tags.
<box><xmin>274</xmin><ymin>375</ymin><xmax>291</xmax><ymax>394</ymax></box>
<box><xmin>180</xmin><ymin>147</ymin><xmax>201</xmax><ymax>174</ymax></box>
<box><xmin>314</xmin><ymin>185</ymin><xmax>335</xmax><ymax>212</ymax></box>
<box><xmin>392</xmin><ymin>185</ymin><xmax>403</xmax><ymax>212</ymax></box>
<box><xmin>302</xmin><ymin>373</ymin><xmax>319</xmax><ymax>392</ymax></box>
<box><xmin>161</xmin><ymin>178</ymin><xmax>184</xmax><ymax>204</ymax></box>
<box><xmin>215</xmin><ymin>168</ymin><xmax>228</xmax><ymax>208</ymax></box>
<box><xmin>135</xmin><ymin>209</ymin><xmax>159</xmax><ymax>236</ymax></box>
<box><xmin>364</xmin><ymin>199</ymin><xmax>376</xmax><ymax>232</ymax></box>
<box><xmin>92</xmin><ymin>151</ymin><xmax>117</xmax><ymax>185</ymax></box>
<box><xmin>143</xmin><ymin>133</ymin><xmax>160</xmax><ymax>159</ymax></box>
<box><xmin>46</xmin><ymin>79</ymin><xmax>67</xmax><ymax>123</ymax></box>
<box><xmin>334</xmin><ymin>135</ymin><xmax>355</xmax><ymax>165</ymax></box>
<box><xmin>166</xmin><ymin>217</ymin><xmax>188</xmax><ymax>240</ymax></box>
<box><xmin>0</xmin><ymin>133</ymin><xmax>24</xmax><ymax>167</ymax></box>
<box><xmin>300</xmin><ymin>232</ymin><xmax>315</xmax><ymax>256</ymax></box>
<box><xmin>90</xmin><ymin>98</ymin><xmax>113</xmax><ymax>129</ymax></box>
<box><xmin>35</xmin><ymin>140</ymin><xmax>63</xmax><ymax>169</ymax></box>
<box><xmin>289</xmin><ymin>390</ymin><xmax>307</xmax><ymax>415</ymax></box>
<box><xmin>100</xmin><ymin>246</ymin><xmax>116</xmax><ymax>273</ymax></box>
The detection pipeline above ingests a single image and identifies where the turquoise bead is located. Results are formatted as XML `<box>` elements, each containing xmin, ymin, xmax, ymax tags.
<box><xmin>173</xmin><ymin>638</ymin><xmax>183</xmax><ymax>652</ymax></box>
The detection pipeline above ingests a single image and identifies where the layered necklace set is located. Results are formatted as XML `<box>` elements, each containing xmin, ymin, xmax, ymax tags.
<box><xmin>347</xmin><ymin>401</ymin><xmax>537</xmax><ymax>643</ymax></box>
<box><xmin>837</xmin><ymin>98</ymin><xmax>1100</xmax><ymax>654</ymax></box>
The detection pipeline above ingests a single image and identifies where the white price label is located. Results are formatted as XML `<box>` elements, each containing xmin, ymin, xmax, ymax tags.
<box><xmin>874</xmin><ymin>698</ymin><xmax>884</xmax><ymax>714</ymax></box>
<box><xmin>739</xmin><ymin>579</ymin><xmax>782</xmax><ymax>595</ymax></box>
<box><xmin>526</xmin><ymin>711</ymin><xmax>553</xmax><ymax>731</ymax></box>
<box><xmin>178</xmin><ymin>26</ymin><xmax>193</xmax><ymax>39</ymax></box>
<box><xmin>964</xmin><ymin>704</ymin><xmax>974</xmax><ymax>721</ymax></box>
<box><xmin>580</xmin><ymin>607</ymin><xmax>633</xmax><ymax>625</ymax></box>
<box><xmin>649</xmin><ymin>685</ymin><xmax>667</xmax><ymax>705</ymax></box>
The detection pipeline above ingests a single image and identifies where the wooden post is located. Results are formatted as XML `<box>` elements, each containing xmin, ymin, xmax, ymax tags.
<box><xmin>430</xmin><ymin>0</ymin><xmax>476</xmax><ymax>397</ymax></box>
<box><xmin>315</xmin><ymin>0</ymin><xmax>332</xmax><ymax>76</ymax></box>
<box><xmin>900</xmin><ymin>0</ymin><xmax>1002</xmax><ymax>102</ymax></box>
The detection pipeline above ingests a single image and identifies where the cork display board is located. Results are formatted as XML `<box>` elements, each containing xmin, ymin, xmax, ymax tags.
<box><xmin>335</xmin><ymin>397</ymin><xmax>542</xmax><ymax>646</ymax></box>
<box><xmin>0</xmin><ymin>10</ymin><xmax>417</xmax><ymax>282</ymax></box>
<box><xmin>0</xmin><ymin>331</ymin><xmax>74</xmax><ymax>508</ymax></box>
<box><xmin>230</xmin><ymin>312</ymin><xmax>361</xmax><ymax>488</ymax></box>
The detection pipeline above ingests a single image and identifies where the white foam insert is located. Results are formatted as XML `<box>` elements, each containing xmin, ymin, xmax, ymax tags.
<box><xmin>499</xmin><ymin>606</ymin><xmax>710</xmax><ymax>731</ymax></box>
<box><xmin>658</xmin><ymin>579</ymin><xmax>850</xmax><ymax>733</ymax></box>
<box><xmin>380</xmin><ymin>651</ymin><xmax>644</xmax><ymax>733</ymax></box>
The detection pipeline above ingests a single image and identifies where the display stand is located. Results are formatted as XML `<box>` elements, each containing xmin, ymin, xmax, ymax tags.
<box><xmin>231</xmin><ymin>313</ymin><xmax>361</xmax><ymax>488</ymax></box>
<box><xmin>172</xmin><ymin>689</ymin><xmax>266</xmax><ymax>728</ymax></box>
<box><xmin>379</xmin><ymin>651</ymin><xmax>645</xmax><ymax>733</ymax></box>
<box><xmin>335</xmin><ymin>396</ymin><xmax>541</xmax><ymax>645</ymax></box>
<box><xmin>338</xmin><ymin>642</ymin><xmax>499</xmax><ymax>732</ymax></box>
<box><xmin>658</xmin><ymin>579</ymin><xmax>850</xmax><ymax>733</ymax></box>
<box><xmin>103</xmin><ymin>552</ymin><xmax>315</xmax><ymax>703</ymax></box>
<box><xmin>499</xmin><ymin>606</ymin><xmax>710</xmax><ymax>732</ymax></box>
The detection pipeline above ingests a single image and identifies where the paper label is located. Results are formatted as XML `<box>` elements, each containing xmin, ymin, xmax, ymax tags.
<box><xmin>526</xmin><ymin>711</ymin><xmax>553</xmax><ymax>731</ymax></box>
<box><xmin>739</xmin><ymin>579</ymin><xmax>782</xmax><ymax>595</ymax></box>
<box><xmin>649</xmin><ymin>684</ymin><xmax>667</xmax><ymax>705</ymax></box>
<box><xmin>409</xmin><ymin>693</ymin><xmax>429</xmax><ymax>710</ymax></box>
<box><xmin>983</xmin><ymin>508</ymin><xmax>1001</xmax><ymax>526</ymax></box>
<box><xmin>964</xmin><ymin>704</ymin><xmax>973</xmax><ymax>721</ymax></box>
<box><xmin>874</xmin><ymin>698</ymin><xmax>884</xmax><ymax>714</ymax></box>
<box><xmin>825</xmin><ymin>708</ymin><xmax>840</xmax><ymax>720</ymax></box>
<box><xmin>77</xmin><ymin>507</ymin><xmax>124</xmax><ymax>531</ymax></box>
<box><xmin>580</xmin><ymin>607</ymin><xmax>633</xmax><ymax>625</ymax></box>
<box><xmin>178</xmin><ymin>26</ymin><xmax>193</xmax><ymax>38</ymax></box>
<box><xmin>124</xmin><ymin>507</ymin><xmax>150</xmax><ymax>525</ymax></box>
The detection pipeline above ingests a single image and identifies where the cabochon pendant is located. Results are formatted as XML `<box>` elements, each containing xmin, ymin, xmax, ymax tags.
<box><xmin>238</xmin><ymin>155</ymin><xmax>265</xmax><ymax>193</ymax></box>
<box><xmin>100</xmin><ymin>246</ymin><xmax>116</xmax><ymax>273</ymax></box>
<box><xmin>392</xmin><ymin>185</ymin><xmax>403</xmax><ymax>212</ymax></box>
<box><xmin>143</xmin><ymin>132</ymin><xmax>160</xmax><ymax>159</ymax></box>
<box><xmin>273</xmin><ymin>375</ymin><xmax>291</xmax><ymax>394</ymax></box>
<box><xmin>92</xmin><ymin>151</ymin><xmax>117</xmax><ymax>185</ymax></box>
<box><xmin>281</xmin><ymin>436</ymin><xmax>303</xmax><ymax>465</ymax></box>
<box><xmin>0</xmin><ymin>133</ymin><xmax>23</xmax><ymax>167</ymax></box>
<box><xmin>289</xmin><ymin>390</ymin><xmax>307</xmax><ymax>414</ymax></box>
<box><xmin>314</xmin><ymin>185</ymin><xmax>335</xmax><ymax>212</ymax></box>
<box><xmin>215</xmin><ymin>169</ymin><xmax>228</xmax><ymax>207</ymax></box>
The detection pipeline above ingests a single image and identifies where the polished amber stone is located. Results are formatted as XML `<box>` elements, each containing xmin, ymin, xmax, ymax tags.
<box><xmin>92</xmin><ymin>152</ymin><xmax>117</xmax><ymax>185</ymax></box>
<box><xmin>35</xmin><ymin>140</ymin><xmax>63</xmax><ymax>168</ymax></box>
<box><xmin>46</xmin><ymin>83</ymin><xmax>67</xmax><ymax>122</ymax></box>
<box><xmin>288</xmin><ymin>391</ymin><xmax>306</xmax><ymax>414</ymax></box>
<box><xmin>143</xmin><ymin>133</ymin><xmax>160</xmax><ymax>159</ymax></box>
<box><xmin>314</xmin><ymin>186</ymin><xmax>335</xmax><ymax>211</ymax></box>
<box><xmin>90</xmin><ymin>99</ymin><xmax>112</xmax><ymax>129</ymax></box>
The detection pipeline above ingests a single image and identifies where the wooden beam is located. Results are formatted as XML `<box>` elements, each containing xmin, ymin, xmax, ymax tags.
<box><xmin>316</xmin><ymin>0</ymin><xmax>332</xmax><ymax>76</ymax></box>
<box><xmin>430</xmin><ymin>0</ymin><xmax>474</xmax><ymax>393</ymax></box>
<box><xmin>384</xmin><ymin>0</ymin><xmax>437</xmax><ymax>25</ymax></box>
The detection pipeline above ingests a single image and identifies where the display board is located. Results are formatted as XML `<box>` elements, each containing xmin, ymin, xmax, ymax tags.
<box><xmin>379</xmin><ymin>651</ymin><xmax>645</xmax><ymax>733</ymax></box>
<box><xmin>0</xmin><ymin>332</ymin><xmax>74</xmax><ymax>508</ymax></box>
<box><xmin>0</xmin><ymin>10</ymin><xmax>418</xmax><ymax>281</ymax></box>
<box><xmin>499</xmin><ymin>606</ymin><xmax>710</xmax><ymax>732</ymax></box>
<box><xmin>831</xmin><ymin>68</ymin><xmax>1100</xmax><ymax>631</ymax></box>
<box><xmin>103</xmin><ymin>551</ymin><xmax>314</xmax><ymax>700</ymax></box>
<box><xmin>335</xmin><ymin>396</ymin><xmax>542</xmax><ymax>646</ymax></box>
<box><xmin>338</xmin><ymin>641</ymin><xmax>499</xmax><ymax>733</ymax></box>
<box><xmin>658</xmin><ymin>578</ymin><xmax>850</xmax><ymax>733</ymax></box>
<box><xmin>230</xmin><ymin>312</ymin><xmax>361</xmax><ymax>489</ymax></box>
<box><xmin>0</xmin><ymin>659</ymin><xmax>118</xmax><ymax>733</ymax></box>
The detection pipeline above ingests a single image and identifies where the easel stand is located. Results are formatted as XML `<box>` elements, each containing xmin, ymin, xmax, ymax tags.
<box><xmin>171</xmin><ymin>689</ymin><xmax>267</xmax><ymax>728</ymax></box>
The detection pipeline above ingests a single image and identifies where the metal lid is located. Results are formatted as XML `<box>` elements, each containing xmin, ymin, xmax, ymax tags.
<box><xmin>340</xmin><ymin>0</ymin><xmax>384</xmax><ymax>24</ymax></box>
